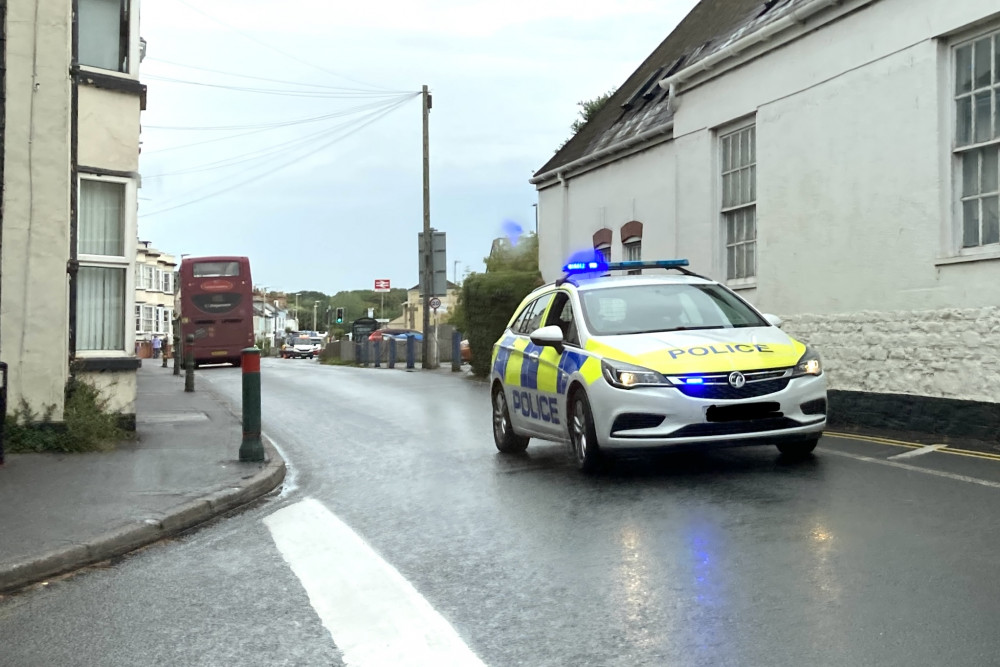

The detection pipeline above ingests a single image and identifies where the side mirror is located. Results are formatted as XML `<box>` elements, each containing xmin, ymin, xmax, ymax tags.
<box><xmin>763</xmin><ymin>313</ymin><xmax>783</xmax><ymax>328</ymax></box>
<box><xmin>530</xmin><ymin>325</ymin><xmax>565</xmax><ymax>350</ymax></box>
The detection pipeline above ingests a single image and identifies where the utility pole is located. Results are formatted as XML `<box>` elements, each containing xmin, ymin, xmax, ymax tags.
<box><xmin>453</xmin><ymin>260</ymin><xmax>460</xmax><ymax>286</ymax></box>
<box><xmin>313</xmin><ymin>301</ymin><xmax>319</xmax><ymax>332</ymax></box>
<box><xmin>421</xmin><ymin>84</ymin><xmax>434</xmax><ymax>369</ymax></box>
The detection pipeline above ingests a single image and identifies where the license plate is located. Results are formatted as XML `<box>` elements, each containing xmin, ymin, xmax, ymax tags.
<box><xmin>211</xmin><ymin>351</ymin><xmax>228</xmax><ymax>356</ymax></box>
<box><xmin>706</xmin><ymin>402</ymin><xmax>781</xmax><ymax>422</ymax></box>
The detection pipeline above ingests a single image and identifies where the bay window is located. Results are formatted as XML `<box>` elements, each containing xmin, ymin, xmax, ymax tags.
<box><xmin>77</xmin><ymin>176</ymin><xmax>135</xmax><ymax>353</ymax></box>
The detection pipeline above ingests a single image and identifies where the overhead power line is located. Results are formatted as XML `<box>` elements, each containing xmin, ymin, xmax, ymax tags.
<box><xmin>144</xmin><ymin>95</ymin><xmax>415</xmax><ymax>131</ymax></box>
<box><xmin>143</xmin><ymin>96</ymin><xmax>413</xmax><ymax>179</ymax></box>
<box><xmin>144</xmin><ymin>57</ymin><xmax>394</xmax><ymax>92</ymax></box>
<box><xmin>143</xmin><ymin>73</ymin><xmax>414</xmax><ymax>99</ymax></box>
<box><xmin>140</xmin><ymin>94</ymin><xmax>417</xmax><ymax>217</ymax></box>
<box><xmin>169</xmin><ymin>0</ymin><xmax>394</xmax><ymax>92</ymax></box>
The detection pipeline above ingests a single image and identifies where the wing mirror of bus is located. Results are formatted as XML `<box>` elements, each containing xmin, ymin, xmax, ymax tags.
<box><xmin>530</xmin><ymin>325</ymin><xmax>565</xmax><ymax>351</ymax></box>
<box><xmin>763</xmin><ymin>313</ymin><xmax>783</xmax><ymax>328</ymax></box>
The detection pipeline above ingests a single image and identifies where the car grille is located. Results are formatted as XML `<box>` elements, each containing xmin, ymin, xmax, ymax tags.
<box><xmin>667</xmin><ymin>417</ymin><xmax>802</xmax><ymax>438</ymax></box>
<box><xmin>669</xmin><ymin>368</ymin><xmax>791</xmax><ymax>399</ymax></box>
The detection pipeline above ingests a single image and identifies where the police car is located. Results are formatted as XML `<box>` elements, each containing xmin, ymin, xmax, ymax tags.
<box><xmin>489</xmin><ymin>258</ymin><xmax>827</xmax><ymax>472</ymax></box>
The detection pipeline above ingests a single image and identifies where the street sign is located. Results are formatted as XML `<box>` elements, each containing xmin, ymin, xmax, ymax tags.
<box><xmin>429</xmin><ymin>297</ymin><xmax>441</xmax><ymax>310</ymax></box>
<box><xmin>374</xmin><ymin>279</ymin><xmax>390</xmax><ymax>293</ymax></box>
<box><xmin>417</xmin><ymin>231</ymin><xmax>447</xmax><ymax>297</ymax></box>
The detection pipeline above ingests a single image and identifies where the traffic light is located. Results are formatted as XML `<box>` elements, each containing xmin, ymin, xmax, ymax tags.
<box><xmin>335</xmin><ymin>307</ymin><xmax>344</xmax><ymax>324</ymax></box>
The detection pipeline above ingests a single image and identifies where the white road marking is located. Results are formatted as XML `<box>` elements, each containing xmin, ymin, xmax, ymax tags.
<box><xmin>887</xmin><ymin>444</ymin><xmax>946</xmax><ymax>460</ymax></box>
<box><xmin>263</xmin><ymin>498</ymin><xmax>486</xmax><ymax>667</ymax></box>
<box><xmin>820</xmin><ymin>448</ymin><xmax>1000</xmax><ymax>490</ymax></box>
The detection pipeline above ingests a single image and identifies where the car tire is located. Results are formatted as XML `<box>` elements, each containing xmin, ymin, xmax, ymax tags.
<box><xmin>232</xmin><ymin>358</ymin><xmax>242</xmax><ymax>368</ymax></box>
<box><xmin>569</xmin><ymin>390</ymin><xmax>602</xmax><ymax>473</ymax></box>
<box><xmin>492</xmin><ymin>385</ymin><xmax>529</xmax><ymax>453</ymax></box>
<box><xmin>776</xmin><ymin>437</ymin><xmax>819</xmax><ymax>458</ymax></box>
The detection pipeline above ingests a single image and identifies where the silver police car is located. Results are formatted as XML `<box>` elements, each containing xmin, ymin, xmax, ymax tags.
<box><xmin>490</xmin><ymin>259</ymin><xmax>827</xmax><ymax>472</ymax></box>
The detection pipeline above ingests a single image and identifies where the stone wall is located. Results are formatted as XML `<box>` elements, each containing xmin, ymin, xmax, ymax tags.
<box><xmin>782</xmin><ymin>307</ymin><xmax>1000</xmax><ymax>404</ymax></box>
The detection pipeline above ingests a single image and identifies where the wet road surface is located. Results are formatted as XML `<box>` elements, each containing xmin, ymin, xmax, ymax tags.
<box><xmin>4</xmin><ymin>358</ymin><xmax>1000</xmax><ymax>666</ymax></box>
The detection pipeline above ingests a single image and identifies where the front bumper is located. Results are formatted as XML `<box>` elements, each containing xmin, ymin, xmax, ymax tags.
<box><xmin>588</xmin><ymin>373</ymin><xmax>827</xmax><ymax>451</ymax></box>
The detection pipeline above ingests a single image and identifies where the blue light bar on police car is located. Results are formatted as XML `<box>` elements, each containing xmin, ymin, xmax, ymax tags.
<box><xmin>606</xmin><ymin>259</ymin><xmax>689</xmax><ymax>270</ymax></box>
<box><xmin>564</xmin><ymin>261</ymin><xmax>606</xmax><ymax>272</ymax></box>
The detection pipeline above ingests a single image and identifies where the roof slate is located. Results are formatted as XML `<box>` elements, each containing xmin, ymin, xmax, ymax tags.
<box><xmin>534</xmin><ymin>0</ymin><xmax>801</xmax><ymax>178</ymax></box>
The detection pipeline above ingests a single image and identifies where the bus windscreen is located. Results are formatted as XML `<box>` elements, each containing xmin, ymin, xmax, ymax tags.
<box><xmin>193</xmin><ymin>261</ymin><xmax>241</xmax><ymax>277</ymax></box>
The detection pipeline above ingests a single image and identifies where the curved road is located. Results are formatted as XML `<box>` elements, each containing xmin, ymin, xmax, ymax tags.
<box><xmin>3</xmin><ymin>358</ymin><xmax>1000</xmax><ymax>666</ymax></box>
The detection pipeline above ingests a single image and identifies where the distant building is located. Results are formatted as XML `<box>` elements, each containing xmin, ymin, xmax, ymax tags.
<box><xmin>388</xmin><ymin>281</ymin><xmax>461</xmax><ymax>332</ymax></box>
<box><xmin>134</xmin><ymin>242</ymin><xmax>176</xmax><ymax>357</ymax></box>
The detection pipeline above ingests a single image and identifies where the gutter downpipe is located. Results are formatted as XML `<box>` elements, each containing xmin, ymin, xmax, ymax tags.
<box><xmin>656</xmin><ymin>0</ymin><xmax>844</xmax><ymax>93</ymax></box>
<box><xmin>530</xmin><ymin>120</ymin><xmax>675</xmax><ymax>187</ymax></box>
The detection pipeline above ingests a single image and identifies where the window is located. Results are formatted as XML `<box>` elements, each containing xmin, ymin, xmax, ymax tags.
<box><xmin>78</xmin><ymin>0</ymin><xmax>131</xmax><ymax>72</ymax></box>
<box><xmin>143</xmin><ymin>265</ymin><xmax>155</xmax><ymax>291</ymax></box>
<box><xmin>544</xmin><ymin>293</ymin><xmax>580</xmax><ymax>346</ymax></box>
<box><xmin>515</xmin><ymin>294</ymin><xmax>554</xmax><ymax>336</ymax></box>
<box><xmin>623</xmin><ymin>238</ymin><xmax>642</xmax><ymax>275</ymax></box>
<box><xmin>140</xmin><ymin>305</ymin><xmax>154</xmax><ymax>333</ymax></box>
<box><xmin>77</xmin><ymin>176</ymin><xmax>133</xmax><ymax>352</ymax></box>
<box><xmin>955</xmin><ymin>31</ymin><xmax>1000</xmax><ymax>249</ymax></box>
<box><xmin>134</xmin><ymin>305</ymin><xmax>142</xmax><ymax>334</ymax></box>
<box><xmin>193</xmin><ymin>261</ymin><xmax>241</xmax><ymax>277</ymax></box>
<box><xmin>161</xmin><ymin>271</ymin><xmax>173</xmax><ymax>294</ymax></box>
<box><xmin>720</xmin><ymin>124</ymin><xmax>756</xmax><ymax>281</ymax></box>
<box><xmin>596</xmin><ymin>245</ymin><xmax>611</xmax><ymax>263</ymax></box>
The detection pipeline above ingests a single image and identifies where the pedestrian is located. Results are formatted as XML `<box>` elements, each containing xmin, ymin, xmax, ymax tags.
<box><xmin>152</xmin><ymin>335</ymin><xmax>162</xmax><ymax>359</ymax></box>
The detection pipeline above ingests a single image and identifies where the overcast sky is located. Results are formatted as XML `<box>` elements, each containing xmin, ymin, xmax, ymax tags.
<box><xmin>137</xmin><ymin>0</ymin><xmax>699</xmax><ymax>294</ymax></box>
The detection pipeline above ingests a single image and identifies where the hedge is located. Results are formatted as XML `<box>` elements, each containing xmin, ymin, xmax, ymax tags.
<box><xmin>462</xmin><ymin>270</ymin><xmax>541</xmax><ymax>377</ymax></box>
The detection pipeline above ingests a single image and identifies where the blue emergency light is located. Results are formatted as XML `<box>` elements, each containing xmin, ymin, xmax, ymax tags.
<box><xmin>561</xmin><ymin>256</ymin><xmax>691</xmax><ymax>276</ymax></box>
<box><xmin>607</xmin><ymin>259</ymin><xmax>690</xmax><ymax>271</ymax></box>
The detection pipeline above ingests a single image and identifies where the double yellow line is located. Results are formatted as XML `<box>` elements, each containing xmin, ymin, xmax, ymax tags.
<box><xmin>826</xmin><ymin>431</ymin><xmax>1000</xmax><ymax>462</ymax></box>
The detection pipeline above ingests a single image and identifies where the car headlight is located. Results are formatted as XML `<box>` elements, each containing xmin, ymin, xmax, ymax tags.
<box><xmin>601</xmin><ymin>359</ymin><xmax>672</xmax><ymax>389</ymax></box>
<box><xmin>791</xmin><ymin>345</ymin><xmax>823</xmax><ymax>377</ymax></box>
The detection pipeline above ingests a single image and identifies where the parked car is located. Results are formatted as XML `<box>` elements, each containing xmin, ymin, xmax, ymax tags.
<box><xmin>310</xmin><ymin>337</ymin><xmax>324</xmax><ymax>356</ymax></box>
<box><xmin>282</xmin><ymin>336</ymin><xmax>315</xmax><ymax>359</ymax></box>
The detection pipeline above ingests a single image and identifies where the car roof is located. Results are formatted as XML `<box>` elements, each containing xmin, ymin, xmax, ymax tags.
<box><xmin>531</xmin><ymin>272</ymin><xmax>717</xmax><ymax>297</ymax></box>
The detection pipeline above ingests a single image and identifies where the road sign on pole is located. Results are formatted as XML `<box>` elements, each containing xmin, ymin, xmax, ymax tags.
<box><xmin>417</xmin><ymin>231</ymin><xmax>447</xmax><ymax>298</ymax></box>
<box><xmin>374</xmin><ymin>279</ymin><xmax>391</xmax><ymax>293</ymax></box>
<box><xmin>429</xmin><ymin>297</ymin><xmax>441</xmax><ymax>311</ymax></box>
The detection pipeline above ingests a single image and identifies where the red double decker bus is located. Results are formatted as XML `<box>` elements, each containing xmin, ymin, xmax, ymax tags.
<box><xmin>178</xmin><ymin>256</ymin><xmax>254</xmax><ymax>367</ymax></box>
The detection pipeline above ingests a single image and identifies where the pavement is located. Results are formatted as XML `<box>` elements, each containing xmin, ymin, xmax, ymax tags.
<box><xmin>0</xmin><ymin>359</ymin><xmax>285</xmax><ymax>595</ymax></box>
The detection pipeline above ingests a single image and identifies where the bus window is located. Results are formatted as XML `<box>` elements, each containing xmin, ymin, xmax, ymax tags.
<box><xmin>193</xmin><ymin>261</ymin><xmax>241</xmax><ymax>277</ymax></box>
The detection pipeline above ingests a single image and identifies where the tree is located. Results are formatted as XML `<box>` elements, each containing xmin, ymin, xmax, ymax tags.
<box><xmin>565</xmin><ymin>88</ymin><xmax>617</xmax><ymax>143</ymax></box>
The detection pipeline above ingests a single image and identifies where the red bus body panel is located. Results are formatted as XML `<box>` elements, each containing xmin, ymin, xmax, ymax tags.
<box><xmin>178</xmin><ymin>256</ymin><xmax>255</xmax><ymax>365</ymax></box>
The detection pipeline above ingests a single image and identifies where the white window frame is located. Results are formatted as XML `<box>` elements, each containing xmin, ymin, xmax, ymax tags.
<box><xmin>941</xmin><ymin>26</ymin><xmax>1000</xmax><ymax>265</ymax></box>
<box><xmin>77</xmin><ymin>173</ymin><xmax>137</xmax><ymax>356</ymax></box>
<box><xmin>622</xmin><ymin>237</ymin><xmax>642</xmax><ymax>275</ymax></box>
<box><xmin>595</xmin><ymin>244</ymin><xmax>611</xmax><ymax>263</ymax></box>
<box><xmin>161</xmin><ymin>270</ymin><xmax>173</xmax><ymax>294</ymax></box>
<box><xmin>719</xmin><ymin>120</ymin><xmax>757</xmax><ymax>287</ymax></box>
<box><xmin>77</xmin><ymin>0</ymin><xmax>141</xmax><ymax>77</ymax></box>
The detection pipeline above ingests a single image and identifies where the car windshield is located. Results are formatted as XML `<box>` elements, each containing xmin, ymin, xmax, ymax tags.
<box><xmin>579</xmin><ymin>283</ymin><xmax>768</xmax><ymax>336</ymax></box>
<box><xmin>293</xmin><ymin>339</ymin><xmax>312</xmax><ymax>346</ymax></box>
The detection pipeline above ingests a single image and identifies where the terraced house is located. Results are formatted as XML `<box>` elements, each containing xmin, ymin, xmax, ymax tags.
<box><xmin>532</xmin><ymin>0</ymin><xmax>1000</xmax><ymax>441</ymax></box>
<box><xmin>1</xmin><ymin>0</ymin><xmax>145</xmax><ymax>427</ymax></box>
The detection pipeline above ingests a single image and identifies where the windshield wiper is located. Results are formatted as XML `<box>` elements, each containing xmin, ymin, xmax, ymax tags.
<box><xmin>632</xmin><ymin>325</ymin><xmax>725</xmax><ymax>334</ymax></box>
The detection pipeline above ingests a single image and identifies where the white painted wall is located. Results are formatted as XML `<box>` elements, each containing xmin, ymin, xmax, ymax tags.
<box><xmin>536</xmin><ymin>0</ymin><xmax>1000</xmax><ymax>402</ymax></box>
<box><xmin>1</xmin><ymin>0</ymin><xmax>73</xmax><ymax>417</ymax></box>
<box><xmin>78</xmin><ymin>86</ymin><xmax>142</xmax><ymax>172</ymax></box>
